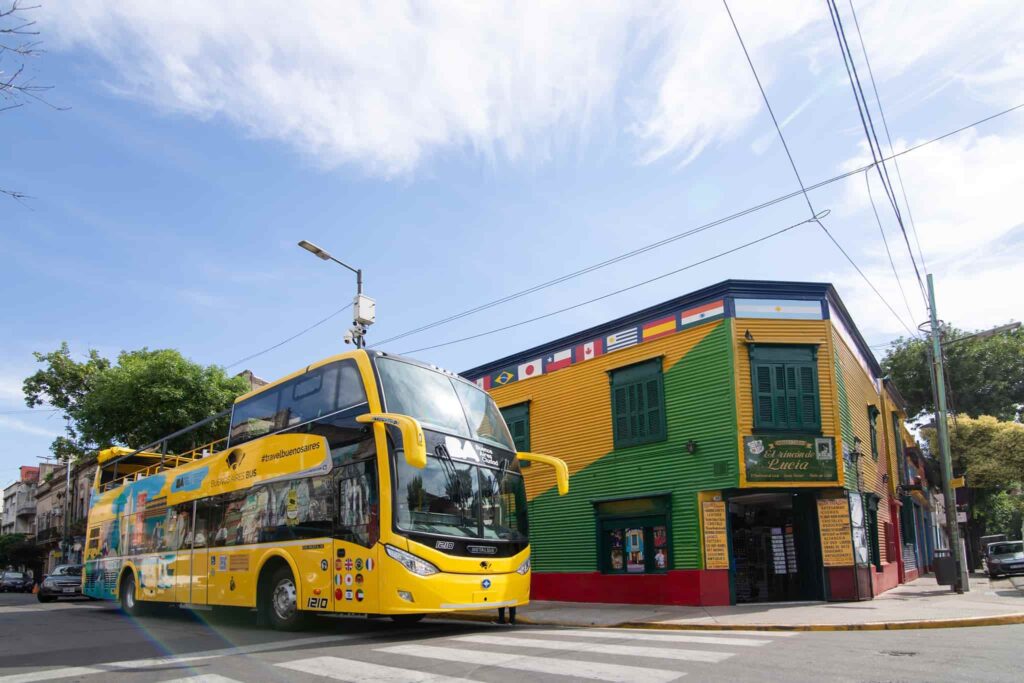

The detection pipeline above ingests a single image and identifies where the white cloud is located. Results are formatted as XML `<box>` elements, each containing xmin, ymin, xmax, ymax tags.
<box><xmin>0</xmin><ymin>416</ymin><xmax>61</xmax><ymax>439</ymax></box>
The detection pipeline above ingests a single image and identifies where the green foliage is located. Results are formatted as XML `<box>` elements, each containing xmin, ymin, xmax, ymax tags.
<box><xmin>881</xmin><ymin>325</ymin><xmax>1024</xmax><ymax>421</ymax></box>
<box><xmin>23</xmin><ymin>344</ymin><xmax>250</xmax><ymax>458</ymax></box>
<box><xmin>973</xmin><ymin>490</ymin><xmax>1024</xmax><ymax>539</ymax></box>
<box><xmin>0</xmin><ymin>534</ymin><xmax>42</xmax><ymax>569</ymax></box>
<box><xmin>922</xmin><ymin>415</ymin><xmax>1024</xmax><ymax>488</ymax></box>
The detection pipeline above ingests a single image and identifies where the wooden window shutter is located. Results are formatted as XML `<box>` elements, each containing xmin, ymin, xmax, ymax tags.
<box><xmin>610</xmin><ymin>359</ymin><xmax>665</xmax><ymax>448</ymax></box>
<box><xmin>754</xmin><ymin>363</ymin><xmax>776</xmax><ymax>427</ymax></box>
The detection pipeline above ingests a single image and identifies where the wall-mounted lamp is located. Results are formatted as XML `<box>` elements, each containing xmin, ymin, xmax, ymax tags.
<box><xmin>685</xmin><ymin>440</ymin><xmax>698</xmax><ymax>454</ymax></box>
<box><xmin>882</xmin><ymin>474</ymin><xmax>889</xmax><ymax>485</ymax></box>
<box><xmin>744</xmin><ymin>329</ymin><xmax>754</xmax><ymax>342</ymax></box>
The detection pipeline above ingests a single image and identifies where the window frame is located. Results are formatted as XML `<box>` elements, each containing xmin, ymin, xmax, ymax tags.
<box><xmin>867</xmin><ymin>406</ymin><xmax>880</xmax><ymax>461</ymax></box>
<box><xmin>594</xmin><ymin>495</ymin><xmax>672</xmax><ymax>575</ymax></box>
<box><xmin>749</xmin><ymin>344</ymin><xmax>822</xmax><ymax>434</ymax></box>
<box><xmin>609</xmin><ymin>359</ymin><xmax>667</xmax><ymax>449</ymax></box>
<box><xmin>500</xmin><ymin>402</ymin><xmax>531</xmax><ymax>459</ymax></box>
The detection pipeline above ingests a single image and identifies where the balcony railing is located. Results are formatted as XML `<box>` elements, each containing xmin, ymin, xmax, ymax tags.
<box><xmin>15</xmin><ymin>504</ymin><xmax>36</xmax><ymax>517</ymax></box>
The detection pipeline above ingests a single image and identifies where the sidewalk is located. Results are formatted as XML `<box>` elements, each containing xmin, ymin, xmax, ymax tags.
<box><xmin>443</xmin><ymin>574</ymin><xmax>1024</xmax><ymax>631</ymax></box>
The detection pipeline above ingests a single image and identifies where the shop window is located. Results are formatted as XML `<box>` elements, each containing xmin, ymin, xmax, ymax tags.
<box><xmin>595</xmin><ymin>496</ymin><xmax>671</xmax><ymax>574</ymax></box>
<box><xmin>500</xmin><ymin>403</ymin><xmax>531</xmax><ymax>464</ymax></box>
<box><xmin>610</xmin><ymin>360</ymin><xmax>666</xmax><ymax>449</ymax></box>
<box><xmin>867</xmin><ymin>406</ymin><xmax>880</xmax><ymax>461</ymax></box>
<box><xmin>750</xmin><ymin>345</ymin><xmax>820</xmax><ymax>432</ymax></box>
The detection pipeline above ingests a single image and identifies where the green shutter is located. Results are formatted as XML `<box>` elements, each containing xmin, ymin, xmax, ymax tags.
<box><xmin>500</xmin><ymin>403</ymin><xmax>530</xmax><ymax>453</ymax></box>
<box><xmin>610</xmin><ymin>360</ymin><xmax>666</xmax><ymax>448</ymax></box>
<box><xmin>750</xmin><ymin>346</ymin><xmax>821</xmax><ymax>432</ymax></box>
<box><xmin>868</xmin><ymin>406</ymin><xmax>879</xmax><ymax>460</ymax></box>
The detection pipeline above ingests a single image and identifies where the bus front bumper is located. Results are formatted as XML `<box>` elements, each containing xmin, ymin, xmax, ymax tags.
<box><xmin>380</xmin><ymin>568</ymin><xmax>530</xmax><ymax>614</ymax></box>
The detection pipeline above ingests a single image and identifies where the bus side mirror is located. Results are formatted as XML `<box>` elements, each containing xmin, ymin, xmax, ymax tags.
<box><xmin>516</xmin><ymin>452</ymin><xmax>569</xmax><ymax>496</ymax></box>
<box><xmin>356</xmin><ymin>413</ymin><xmax>427</xmax><ymax>469</ymax></box>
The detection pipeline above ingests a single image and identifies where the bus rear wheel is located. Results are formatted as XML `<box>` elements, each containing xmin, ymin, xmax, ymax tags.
<box><xmin>263</xmin><ymin>566</ymin><xmax>307</xmax><ymax>631</ymax></box>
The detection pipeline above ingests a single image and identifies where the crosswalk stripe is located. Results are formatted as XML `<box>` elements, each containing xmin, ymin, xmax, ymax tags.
<box><xmin>377</xmin><ymin>644</ymin><xmax>685</xmax><ymax>683</ymax></box>
<box><xmin>278</xmin><ymin>655</ymin><xmax>480</xmax><ymax>683</ymax></box>
<box><xmin>526</xmin><ymin>628</ymin><xmax>770</xmax><ymax>647</ymax></box>
<box><xmin>453</xmin><ymin>634</ymin><xmax>733</xmax><ymax>663</ymax></box>
<box><xmin>655</xmin><ymin>629</ymin><xmax>798</xmax><ymax>638</ymax></box>
<box><xmin>159</xmin><ymin>676</ymin><xmax>243</xmax><ymax>683</ymax></box>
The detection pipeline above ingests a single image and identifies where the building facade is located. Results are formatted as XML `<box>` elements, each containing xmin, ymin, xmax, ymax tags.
<box><xmin>2</xmin><ymin>466</ymin><xmax>46</xmax><ymax>536</ymax></box>
<box><xmin>33</xmin><ymin>457</ymin><xmax>98</xmax><ymax>572</ymax></box>
<box><xmin>462</xmin><ymin>280</ymin><xmax>912</xmax><ymax>605</ymax></box>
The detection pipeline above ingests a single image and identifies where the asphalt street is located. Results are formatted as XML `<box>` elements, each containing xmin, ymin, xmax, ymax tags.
<box><xmin>0</xmin><ymin>591</ymin><xmax>1021</xmax><ymax>682</ymax></box>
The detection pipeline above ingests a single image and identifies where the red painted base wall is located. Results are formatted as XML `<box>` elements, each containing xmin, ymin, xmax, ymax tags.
<box><xmin>532</xmin><ymin>570</ymin><xmax>731</xmax><ymax>606</ymax></box>
<box><xmin>871</xmin><ymin>562</ymin><xmax>900</xmax><ymax>596</ymax></box>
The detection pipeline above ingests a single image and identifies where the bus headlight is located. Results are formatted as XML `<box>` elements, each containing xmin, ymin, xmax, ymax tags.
<box><xmin>516</xmin><ymin>556</ymin><xmax>531</xmax><ymax>575</ymax></box>
<box><xmin>385</xmin><ymin>545</ymin><xmax>439</xmax><ymax>576</ymax></box>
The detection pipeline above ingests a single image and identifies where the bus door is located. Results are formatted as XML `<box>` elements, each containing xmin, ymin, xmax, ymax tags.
<box><xmin>174</xmin><ymin>500</ymin><xmax>210</xmax><ymax>604</ymax></box>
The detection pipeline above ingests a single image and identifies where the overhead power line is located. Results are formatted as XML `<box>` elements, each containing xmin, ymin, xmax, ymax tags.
<box><xmin>826</xmin><ymin>0</ymin><xmax>929</xmax><ymax>311</ymax></box>
<box><xmin>846</xmin><ymin>0</ymin><xmax>929</xmax><ymax>276</ymax></box>
<box><xmin>223</xmin><ymin>102</ymin><xmax>1023</xmax><ymax>367</ymax></box>
<box><xmin>722</xmin><ymin>0</ymin><xmax>917</xmax><ymax>337</ymax></box>
<box><xmin>865</xmin><ymin>170</ymin><xmax>917</xmax><ymax>326</ymax></box>
<box><xmin>402</xmin><ymin>215</ymin><xmax>822</xmax><ymax>355</ymax></box>
<box><xmin>0</xmin><ymin>408</ymin><xmax>59</xmax><ymax>415</ymax></box>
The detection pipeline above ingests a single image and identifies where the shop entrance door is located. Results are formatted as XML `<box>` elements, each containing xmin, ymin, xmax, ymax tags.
<box><xmin>729</xmin><ymin>492</ymin><xmax>823</xmax><ymax>603</ymax></box>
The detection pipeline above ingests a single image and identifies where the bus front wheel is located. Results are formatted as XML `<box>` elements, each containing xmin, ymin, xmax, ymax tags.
<box><xmin>263</xmin><ymin>566</ymin><xmax>307</xmax><ymax>631</ymax></box>
<box><xmin>119</xmin><ymin>572</ymin><xmax>144</xmax><ymax>617</ymax></box>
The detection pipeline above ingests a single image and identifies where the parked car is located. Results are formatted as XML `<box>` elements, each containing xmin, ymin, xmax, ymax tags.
<box><xmin>0</xmin><ymin>571</ymin><xmax>34</xmax><ymax>593</ymax></box>
<box><xmin>37</xmin><ymin>564</ymin><xmax>85</xmax><ymax>603</ymax></box>
<box><xmin>987</xmin><ymin>540</ymin><xmax>1024</xmax><ymax>579</ymax></box>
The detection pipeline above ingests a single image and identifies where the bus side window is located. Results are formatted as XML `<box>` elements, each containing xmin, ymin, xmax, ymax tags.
<box><xmin>337</xmin><ymin>460</ymin><xmax>379</xmax><ymax>548</ymax></box>
<box><xmin>212</xmin><ymin>492</ymin><xmax>247</xmax><ymax>547</ymax></box>
<box><xmin>229</xmin><ymin>388</ymin><xmax>283</xmax><ymax>446</ymax></box>
<box><xmin>192</xmin><ymin>502</ymin><xmax>211</xmax><ymax>548</ymax></box>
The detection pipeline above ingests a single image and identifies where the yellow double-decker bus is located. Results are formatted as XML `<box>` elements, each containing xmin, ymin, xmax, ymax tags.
<box><xmin>84</xmin><ymin>350</ymin><xmax>568</xmax><ymax>630</ymax></box>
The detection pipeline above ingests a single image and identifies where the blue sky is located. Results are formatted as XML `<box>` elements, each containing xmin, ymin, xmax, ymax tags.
<box><xmin>2</xmin><ymin>1</ymin><xmax>1022</xmax><ymax>485</ymax></box>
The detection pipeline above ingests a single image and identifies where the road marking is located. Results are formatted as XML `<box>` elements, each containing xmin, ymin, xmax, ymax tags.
<box><xmin>0</xmin><ymin>603</ymin><xmax>106</xmax><ymax>615</ymax></box>
<box><xmin>526</xmin><ymin>628</ymin><xmax>771</xmax><ymax>647</ymax></box>
<box><xmin>278</xmin><ymin>655</ymin><xmax>481</xmax><ymax>682</ymax></box>
<box><xmin>644</xmin><ymin>628</ymin><xmax>799</xmax><ymax>637</ymax></box>
<box><xmin>0</xmin><ymin>634</ymin><xmax>364</xmax><ymax>683</ymax></box>
<box><xmin>159</xmin><ymin>676</ymin><xmax>243</xmax><ymax>683</ymax></box>
<box><xmin>377</xmin><ymin>644</ymin><xmax>685</xmax><ymax>683</ymax></box>
<box><xmin>453</xmin><ymin>634</ymin><xmax>733</xmax><ymax>663</ymax></box>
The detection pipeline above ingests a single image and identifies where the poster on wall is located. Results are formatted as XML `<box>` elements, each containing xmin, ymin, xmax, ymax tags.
<box><xmin>701</xmin><ymin>500</ymin><xmax>730</xmax><ymax>570</ymax></box>
<box><xmin>609</xmin><ymin>529</ymin><xmax>624</xmax><ymax>570</ymax></box>
<box><xmin>625</xmin><ymin>528</ymin><xmax>645</xmax><ymax>573</ymax></box>
<box><xmin>848</xmin><ymin>494</ymin><xmax>870</xmax><ymax>566</ymax></box>
<box><xmin>743</xmin><ymin>435</ymin><xmax>838</xmax><ymax>483</ymax></box>
<box><xmin>817</xmin><ymin>497</ymin><xmax>855</xmax><ymax>567</ymax></box>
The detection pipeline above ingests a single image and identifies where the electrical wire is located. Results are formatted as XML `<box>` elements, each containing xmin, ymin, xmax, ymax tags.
<box><xmin>402</xmin><ymin>215</ymin><xmax>821</xmax><ymax>355</ymax></box>
<box><xmin>827</xmin><ymin>0</ymin><xmax>929</xmax><ymax>310</ymax></box>
<box><xmin>846</xmin><ymin>0</ymin><xmax>929</xmax><ymax>275</ymax></box>
<box><xmin>865</xmin><ymin>169</ymin><xmax>916</xmax><ymax>325</ymax></box>
<box><xmin>722</xmin><ymin>0</ymin><xmax>917</xmax><ymax>337</ymax></box>
<box><xmin>0</xmin><ymin>408</ymin><xmax>59</xmax><ymax>415</ymax></box>
<box><xmin>224</xmin><ymin>102</ymin><xmax>1023</xmax><ymax>367</ymax></box>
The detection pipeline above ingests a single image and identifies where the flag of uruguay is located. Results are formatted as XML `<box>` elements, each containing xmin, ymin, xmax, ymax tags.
<box><xmin>605</xmin><ymin>326</ymin><xmax>639</xmax><ymax>351</ymax></box>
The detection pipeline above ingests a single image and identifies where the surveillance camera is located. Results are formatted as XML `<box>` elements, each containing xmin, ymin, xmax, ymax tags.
<box><xmin>343</xmin><ymin>330</ymin><xmax>354</xmax><ymax>345</ymax></box>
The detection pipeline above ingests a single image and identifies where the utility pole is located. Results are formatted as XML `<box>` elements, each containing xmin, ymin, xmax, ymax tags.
<box><xmin>927</xmin><ymin>273</ymin><xmax>968</xmax><ymax>593</ymax></box>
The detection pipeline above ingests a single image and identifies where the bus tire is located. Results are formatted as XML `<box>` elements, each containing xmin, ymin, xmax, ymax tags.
<box><xmin>263</xmin><ymin>565</ymin><xmax>307</xmax><ymax>631</ymax></box>
<box><xmin>390</xmin><ymin>614</ymin><xmax>425</xmax><ymax>625</ymax></box>
<box><xmin>119</xmin><ymin>571</ymin><xmax>145</xmax><ymax>617</ymax></box>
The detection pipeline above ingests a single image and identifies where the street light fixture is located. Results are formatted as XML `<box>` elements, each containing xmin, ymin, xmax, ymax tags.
<box><xmin>297</xmin><ymin>240</ymin><xmax>375</xmax><ymax>348</ymax></box>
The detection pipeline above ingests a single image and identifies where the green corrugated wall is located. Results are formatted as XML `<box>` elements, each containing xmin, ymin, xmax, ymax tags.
<box><xmin>527</xmin><ymin>320</ymin><xmax>737</xmax><ymax>572</ymax></box>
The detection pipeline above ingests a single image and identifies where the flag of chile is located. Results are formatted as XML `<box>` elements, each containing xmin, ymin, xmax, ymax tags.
<box><xmin>545</xmin><ymin>349</ymin><xmax>572</xmax><ymax>372</ymax></box>
<box><xmin>574</xmin><ymin>338</ymin><xmax>604</xmax><ymax>363</ymax></box>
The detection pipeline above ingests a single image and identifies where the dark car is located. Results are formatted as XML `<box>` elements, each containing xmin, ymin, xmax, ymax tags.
<box><xmin>37</xmin><ymin>564</ymin><xmax>84</xmax><ymax>602</ymax></box>
<box><xmin>987</xmin><ymin>541</ymin><xmax>1024</xmax><ymax>579</ymax></box>
<box><xmin>0</xmin><ymin>571</ymin><xmax>34</xmax><ymax>593</ymax></box>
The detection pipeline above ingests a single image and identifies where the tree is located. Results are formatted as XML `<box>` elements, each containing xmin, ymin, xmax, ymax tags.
<box><xmin>2</xmin><ymin>1</ymin><xmax>63</xmax><ymax>201</ymax></box>
<box><xmin>881</xmin><ymin>325</ymin><xmax>1024</xmax><ymax>421</ymax></box>
<box><xmin>24</xmin><ymin>344</ymin><xmax>250</xmax><ymax>459</ymax></box>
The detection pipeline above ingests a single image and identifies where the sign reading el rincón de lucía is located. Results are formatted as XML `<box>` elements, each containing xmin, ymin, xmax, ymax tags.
<box><xmin>743</xmin><ymin>435</ymin><xmax>837</xmax><ymax>483</ymax></box>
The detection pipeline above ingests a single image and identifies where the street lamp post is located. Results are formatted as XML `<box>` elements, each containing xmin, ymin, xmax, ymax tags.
<box><xmin>297</xmin><ymin>240</ymin><xmax>376</xmax><ymax>348</ymax></box>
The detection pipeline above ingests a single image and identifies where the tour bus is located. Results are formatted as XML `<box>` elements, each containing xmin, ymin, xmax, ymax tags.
<box><xmin>84</xmin><ymin>350</ymin><xmax>568</xmax><ymax>630</ymax></box>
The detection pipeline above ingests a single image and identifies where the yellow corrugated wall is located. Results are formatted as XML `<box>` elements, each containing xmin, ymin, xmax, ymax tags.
<box><xmin>732</xmin><ymin>318</ymin><xmax>844</xmax><ymax>487</ymax></box>
<box><xmin>832</xmin><ymin>329</ymin><xmax>892</xmax><ymax>554</ymax></box>
<box><xmin>489</xmin><ymin>320</ymin><xmax>723</xmax><ymax>502</ymax></box>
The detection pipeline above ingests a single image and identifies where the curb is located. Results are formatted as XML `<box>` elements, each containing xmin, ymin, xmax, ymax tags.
<box><xmin>430</xmin><ymin>611</ymin><xmax>1024</xmax><ymax>631</ymax></box>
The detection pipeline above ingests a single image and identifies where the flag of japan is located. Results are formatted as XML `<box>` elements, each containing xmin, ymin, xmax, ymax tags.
<box><xmin>575</xmin><ymin>338</ymin><xmax>604</xmax><ymax>362</ymax></box>
<box><xmin>518</xmin><ymin>358</ymin><xmax>543</xmax><ymax>379</ymax></box>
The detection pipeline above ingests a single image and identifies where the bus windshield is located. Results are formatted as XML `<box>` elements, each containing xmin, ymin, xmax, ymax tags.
<box><xmin>393</xmin><ymin>454</ymin><xmax>528</xmax><ymax>541</ymax></box>
<box><xmin>375</xmin><ymin>357</ymin><xmax>515</xmax><ymax>451</ymax></box>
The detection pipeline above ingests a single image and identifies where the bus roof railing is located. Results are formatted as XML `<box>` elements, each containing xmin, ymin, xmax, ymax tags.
<box><xmin>97</xmin><ymin>408</ymin><xmax>232</xmax><ymax>491</ymax></box>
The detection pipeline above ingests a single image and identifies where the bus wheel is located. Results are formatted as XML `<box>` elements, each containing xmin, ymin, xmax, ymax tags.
<box><xmin>119</xmin><ymin>572</ymin><xmax>144</xmax><ymax>617</ymax></box>
<box><xmin>264</xmin><ymin>566</ymin><xmax>306</xmax><ymax>631</ymax></box>
<box><xmin>390</xmin><ymin>614</ymin><xmax>425</xmax><ymax>625</ymax></box>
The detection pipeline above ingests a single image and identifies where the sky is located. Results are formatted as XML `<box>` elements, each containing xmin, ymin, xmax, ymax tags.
<box><xmin>2</xmin><ymin>0</ymin><xmax>1022</xmax><ymax>486</ymax></box>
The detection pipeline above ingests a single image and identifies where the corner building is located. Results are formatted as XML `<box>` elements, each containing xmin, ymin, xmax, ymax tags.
<box><xmin>462</xmin><ymin>280</ymin><xmax>912</xmax><ymax>605</ymax></box>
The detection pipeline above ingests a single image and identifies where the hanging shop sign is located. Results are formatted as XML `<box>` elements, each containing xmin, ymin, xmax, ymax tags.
<box><xmin>701</xmin><ymin>500</ymin><xmax>730</xmax><ymax>570</ymax></box>
<box><xmin>817</xmin><ymin>497</ymin><xmax>854</xmax><ymax>567</ymax></box>
<box><xmin>743</xmin><ymin>435</ymin><xmax>838</xmax><ymax>483</ymax></box>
